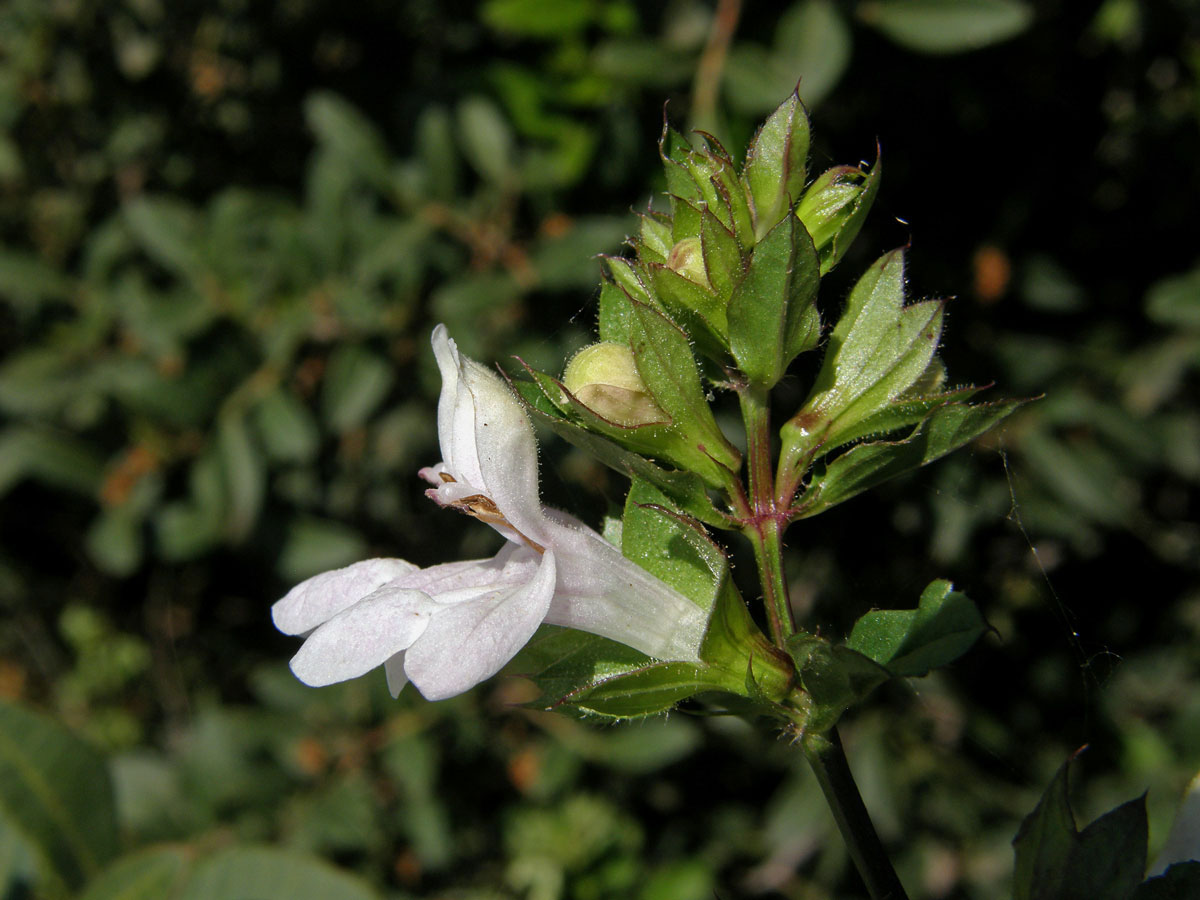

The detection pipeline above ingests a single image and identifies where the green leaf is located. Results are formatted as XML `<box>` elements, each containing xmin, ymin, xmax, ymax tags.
<box><xmin>1065</xmin><ymin>796</ymin><xmax>1149</xmax><ymax>900</ymax></box>
<box><xmin>512</xmin><ymin>378</ymin><xmax>730</xmax><ymax>527</ymax></box>
<box><xmin>513</xmin><ymin>627</ymin><xmax>712</xmax><ymax>719</ymax></box>
<box><xmin>1013</xmin><ymin>761</ymin><xmax>1078</xmax><ymax>900</ymax></box>
<box><xmin>799</xmin><ymin>250</ymin><xmax>945</xmax><ymax>442</ymax></box>
<box><xmin>785</xmin><ymin>637</ymin><xmax>889</xmax><ymax>734</ymax></box>
<box><xmin>797</xmin><ymin>156</ymin><xmax>881</xmax><ymax>273</ymax></box>
<box><xmin>0</xmin><ymin>700</ymin><xmax>119</xmax><ymax>892</ymax></box>
<box><xmin>621</xmin><ymin>477</ymin><xmax>726</xmax><ymax>610</ymax></box>
<box><xmin>636</xmin><ymin>212</ymin><xmax>674</xmax><ymax>264</ymax></box>
<box><xmin>728</xmin><ymin>211</ymin><xmax>820</xmax><ymax>388</ymax></box>
<box><xmin>178</xmin><ymin>846</ymin><xmax>382</xmax><ymax>900</ymax></box>
<box><xmin>804</xmin><ymin>383</ymin><xmax>982</xmax><ymax>456</ymax></box>
<box><xmin>644</xmin><ymin>263</ymin><xmax>729</xmax><ymax>359</ymax></box>
<box><xmin>78</xmin><ymin>847</ymin><xmax>191</xmax><ymax>900</ymax></box>
<box><xmin>699</xmin><ymin>207</ymin><xmax>745</xmax><ymax>301</ymax></box>
<box><xmin>1013</xmin><ymin>759</ymin><xmax>1148</xmax><ymax>900</ymax></box>
<box><xmin>846</xmin><ymin>580</ymin><xmax>986</xmax><ymax>677</ymax></box>
<box><xmin>794</xmin><ymin>399</ymin><xmax>1024</xmax><ymax>517</ymax></box>
<box><xmin>627</xmin><ymin>299</ymin><xmax>741</xmax><ymax>476</ymax></box>
<box><xmin>743</xmin><ymin>87</ymin><xmax>810</xmax><ymax>238</ymax></box>
<box><xmin>860</xmin><ymin>0</ymin><xmax>1034</xmax><ymax>55</ymax></box>
<box><xmin>320</xmin><ymin>345</ymin><xmax>394</xmax><ymax>434</ymax></box>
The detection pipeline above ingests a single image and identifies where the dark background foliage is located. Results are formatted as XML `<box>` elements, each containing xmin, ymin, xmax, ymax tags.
<box><xmin>1</xmin><ymin>1</ymin><xmax>1198</xmax><ymax>898</ymax></box>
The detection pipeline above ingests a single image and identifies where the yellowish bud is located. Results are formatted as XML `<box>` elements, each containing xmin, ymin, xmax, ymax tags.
<box><xmin>562</xmin><ymin>342</ymin><xmax>668</xmax><ymax>427</ymax></box>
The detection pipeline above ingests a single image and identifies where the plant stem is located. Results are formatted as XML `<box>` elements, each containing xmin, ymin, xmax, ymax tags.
<box><xmin>691</xmin><ymin>0</ymin><xmax>742</xmax><ymax>135</ymax></box>
<box><xmin>740</xmin><ymin>384</ymin><xmax>796</xmax><ymax>645</ymax></box>
<box><xmin>803</xmin><ymin>729</ymin><xmax>910</xmax><ymax>900</ymax></box>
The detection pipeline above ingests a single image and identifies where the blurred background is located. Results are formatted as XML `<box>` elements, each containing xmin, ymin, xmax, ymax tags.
<box><xmin>1</xmin><ymin>1</ymin><xmax>1198</xmax><ymax>898</ymax></box>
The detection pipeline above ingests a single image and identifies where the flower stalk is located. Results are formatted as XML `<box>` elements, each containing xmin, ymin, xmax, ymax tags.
<box><xmin>803</xmin><ymin>729</ymin><xmax>911</xmax><ymax>900</ymax></box>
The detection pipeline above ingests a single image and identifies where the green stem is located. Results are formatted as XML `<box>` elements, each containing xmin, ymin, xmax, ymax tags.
<box><xmin>803</xmin><ymin>729</ymin><xmax>910</xmax><ymax>900</ymax></box>
<box><xmin>740</xmin><ymin>385</ymin><xmax>796</xmax><ymax>646</ymax></box>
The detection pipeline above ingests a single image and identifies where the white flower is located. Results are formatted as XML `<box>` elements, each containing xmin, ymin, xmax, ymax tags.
<box><xmin>272</xmin><ymin>325</ymin><xmax>708</xmax><ymax>701</ymax></box>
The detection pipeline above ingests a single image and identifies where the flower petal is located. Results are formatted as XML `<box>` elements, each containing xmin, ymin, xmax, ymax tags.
<box><xmin>272</xmin><ymin>558</ymin><xmax>419</xmax><ymax>635</ymax></box>
<box><xmin>540</xmin><ymin>511</ymin><xmax>707</xmax><ymax>662</ymax></box>
<box><xmin>288</xmin><ymin>585</ymin><xmax>440</xmax><ymax>687</ymax></box>
<box><xmin>430</xmin><ymin>325</ymin><xmax>548</xmax><ymax>545</ymax></box>
<box><xmin>403</xmin><ymin>548</ymin><xmax>557</xmax><ymax>701</ymax></box>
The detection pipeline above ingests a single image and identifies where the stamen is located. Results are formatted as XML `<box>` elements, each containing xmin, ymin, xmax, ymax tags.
<box><xmin>449</xmin><ymin>493</ymin><xmax>546</xmax><ymax>555</ymax></box>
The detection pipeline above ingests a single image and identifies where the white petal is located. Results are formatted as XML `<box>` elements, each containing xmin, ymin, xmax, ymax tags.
<box><xmin>1152</xmin><ymin>770</ymin><xmax>1200</xmax><ymax>874</ymax></box>
<box><xmin>272</xmin><ymin>558</ymin><xmax>419</xmax><ymax>635</ymax></box>
<box><xmin>429</xmin><ymin>325</ymin><xmax>547</xmax><ymax>545</ymax></box>
<box><xmin>288</xmin><ymin>585</ymin><xmax>439</xmax><ymax>687</ymax></box>
<box><xmin>539</xmin><ymin>511</ymin><xmax>707</xmax><ymax>662</ymax></box>
<box><xmin>403</xmin><ymin>549</ymin><xmax>557</xmax><ymax>701</ymax></box>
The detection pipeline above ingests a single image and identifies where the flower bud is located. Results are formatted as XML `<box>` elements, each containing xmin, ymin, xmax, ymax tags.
<box><xmin>666</xmin><ymin>238</ymin><xmax>712</xmax><ymax>290</ymax></box>
<box><xmin>562</xmin><ymin>342</ymin><xmax>668</xmax><ymax>427</ymax></box>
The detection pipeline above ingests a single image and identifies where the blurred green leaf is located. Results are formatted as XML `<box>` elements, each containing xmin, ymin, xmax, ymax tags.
<box><xmin>122</xmin><ymin>197</ymin><xmax>203</xmax><ymax>282</ymax></box>
<box><xmin>846</xmin><ymin>579</ymin><xmax>986</xmax><ymax>677</ymax></box>
<box><xmin>78</xmin><ymin>847</ymin><xmax>191</xmax><ymax>900</ymax></box>
<box><xmin>482</xmin><ymin>0</ymin><xmax>595</xmax><ymax>37</ymax></box>
<box><xmin>457</xmin><ymin>96</ymin><xmax>516</xmax><ymax>185</ymax></box>
<box><xmin>177</xmin><ymin>846</ymin><xmax>382</xmax><ymax>900</ymax></box>
<box><xmin>0</xmin><ymin>426</ymin><xmax>105</xmax><ymax>497</ymax></box>
<box><xmin>0</xmin><ymin>248</ymin><xmax>75</xmax><ymax>310</ymax></box>
<box><xmin>217</xmin><ymin>413</ymin><xmax>265</xmax><ymax>542</ymax></box>
<box><xmin>320</xmin><ymin>345</ymin><xmax>394</xmax><ymax>434</ymax></box>
<box><xmin>859</xmin><ymin>0</ymin><xmax>1034</xmax><ymax>55</ymax></box>
<box><xmin>0</xmin><ymin>700</ymin><xmax>119</xmax><ymax>892</ymax></box>
<box><xmin>1146</xmin><ymin>266</ymin><xmax>1200</xmax><ymax>329</ymax></box>
<box><xmin>727</xmin><ymin>1</ymin><xmax>851</xmax><ymax>113</ymax></box>
<box><xmin>276</xmin><ymin>516</ymin><xmax>368</xmax><ymax>582</ymax></box>
<box><xmin>305</xmin><ymin>92</ymin><xmax>392</xmax><ymax>191</ymax></box>
<box><xmin>85</xmin><ymin>507</ymin><xmax>144</xmax><ymax>577</ymax></box>
<box><xmin>253</xmin><ymin>389</ymin><xmax>320</xmax><ymax>464</ymax></box>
